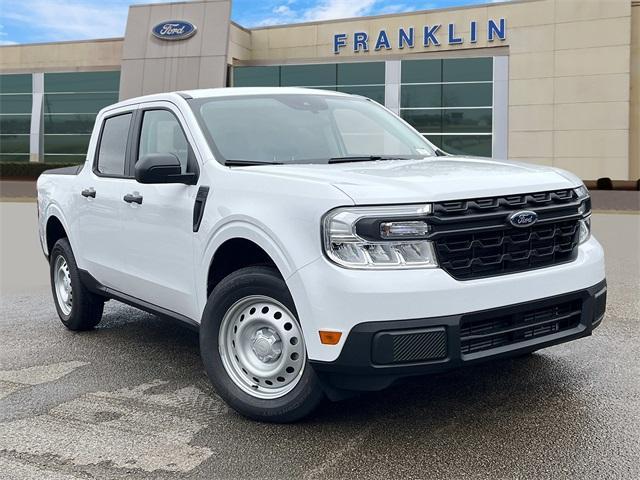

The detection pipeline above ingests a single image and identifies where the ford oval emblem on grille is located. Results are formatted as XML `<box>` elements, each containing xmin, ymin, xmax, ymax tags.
<box><xmin>509</xmin><ymin>210</ymin><xmax>538</xmax><ymax>227</ymax></box>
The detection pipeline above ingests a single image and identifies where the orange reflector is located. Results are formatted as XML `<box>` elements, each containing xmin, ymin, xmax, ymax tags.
<box><xmin>319</xmin><ymin>331</ymin><xmax>342</xmax><ymax>345</ymax></box>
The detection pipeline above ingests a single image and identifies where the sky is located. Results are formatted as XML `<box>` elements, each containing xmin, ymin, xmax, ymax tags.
<box><xmin>0</xmin><ymin>0</ymin><xmax>507</xmax><ymax>46</ymax></box>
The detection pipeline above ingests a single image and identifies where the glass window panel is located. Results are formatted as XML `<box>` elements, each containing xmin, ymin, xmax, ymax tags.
<box><xmin>44</xmin><ymin>154</ymin><xmax>86</xmax><ymax>164</ymax></box>
<box><xmin>233</xmin><ymin>66</ymin><xmax>280</xmax><ymax>87</ymax></box>
<box><xmin>337</xmin><ymin>62</ymin><xmax>385</xmax><ymax>85</ymax></box>
<box><xmin>337</xmin><ymin>85</ymin><xmax>385</xmax><ymax>104</ymax></box>
<box><xmin>401</xmin><ymin>59</ymin><xmax>442</xmax><ymax>84</ymax></box>
<box><xmin>281</xmin><ymin>64</ymin><xmax>336</xmax><ymax>86</ymax></box>
<box><xmin>138</xmin><ymin>109</ymin><xmax>190</xmax><ymax>173</ymax></box>
<box><xmin>400</xmin><ymin>84</ymin><xmax>441</xmax><ymax>108</ymax></box>
<box><xmin>424</xmin><ymin>135</ymin><xmax>442</xmax><ymax>149</ymax></box>
<box><xmin>44</xmin><ymin>92</ymin><xmax>119</xmax><ymax>114</ymax></box>
<box><xmin>0</xmin><ymin>95</ymin><xmax>32</xmax><ymax>114</ymax></box>
<box><xmin>44</xmin><ymin>71</ymin><xmax>120</xmax><ymax>93</ymax></box>
<box><xmin>441</xmin><ymin>135</ymin><xmax>492</xmax><ymax>157</ymax></box>
<box><xmin>333</xmin><ymin>107</ymin><xmax>416</xmax><ymax>156</ymax></box>
<box><xmin>0</xmin><ymin>115</ymin><xmax>31</xmax><ymax>134</ymax></box>
<box><xmin>401</xmin><ymin>110</ymin><xmax>442</xmax><ymax>133</ymax></box>
<box><xmin>443</xmin><ymin>108</ymin><xmax>492</xmax><ymax>133</ymax></box>
<box><xmin>44</xmin><ymin>134</ymin><xmax>92</xmax><ymax>155</ymax></box>
<box><xmin>0</xmin><ymin>74</ymin><xmax>32</xmax><ymax>94</ymax></box>
<box><xmin>0</xmin><ymin>134</ymin><xmax>30</xmax><ymax>153</ymax></box>
<box><xmin>44</xmin><ymin>114</ymin><xmax>97</xmax><ymax>134</ymax></box>
<box><xmin>443</xmin><ymin>58</ymin><xmax>493</xmax><ymax>82</ymax></box>
<box><xmin>443</xmin><ymin>83</ymin><xmax>492</xmax><ymax>108</ymax></box>
<box><xmin>0</xmin><ymin>153</ymin><xmax>30</xmax><ymax>162</ymax></box>
<box><xmin>96</xmin><ymin>113</ymin><xmax>131</xmax><ymax>175</ymax></box>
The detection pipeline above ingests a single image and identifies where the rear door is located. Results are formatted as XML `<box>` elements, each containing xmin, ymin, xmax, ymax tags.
<box><xmin>76</xmin><ymin>108</ymin><xmax>135</xmax><ymax>288</ymax></box>
<box><xmin>116</xmin><ymin>102</ymin><xmax>200</xmax><ymax>320</ymax></box>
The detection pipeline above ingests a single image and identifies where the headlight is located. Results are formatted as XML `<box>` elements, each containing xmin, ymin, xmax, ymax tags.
<box><xmin>322</xmin><ymin>205</ymin><xmax>438</xmax><ymax>269</ymax></box>
<box><xmin>574</xmin><ymin>185</ymin><xmax>591</xmax><ymax>244</ymax></box>
<box><xmin>578</xmin><ymin>217</ymin><xmax>591</xmax><ymax>244</ymax></box>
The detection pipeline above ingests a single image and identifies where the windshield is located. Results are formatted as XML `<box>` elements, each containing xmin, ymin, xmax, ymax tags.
<box><xmin>189</xmin><ymin>93</ymin><xmax>437</xmax><ymax>165</ymax></box>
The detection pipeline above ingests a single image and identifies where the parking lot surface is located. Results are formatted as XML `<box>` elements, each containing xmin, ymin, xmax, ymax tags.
<box><xmin>0</xmin><ymin>202</ymin><xmax>639</xmax><ymax>479</ymax></box>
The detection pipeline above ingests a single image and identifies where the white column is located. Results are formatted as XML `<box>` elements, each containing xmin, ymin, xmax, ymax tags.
<box><xmin>384</xmin><ymin>60</ymin><xmax>401</xmax><ymax>115</ymax></box>
<box><xmin>492</xmin><ymin>56</ymin><xmax>508</xmax><ymax>160</ymax></box>
<box><xmin>29</xmin><ymin>73</ymin><xmax>44</xmax><ymax>163</ymax></box>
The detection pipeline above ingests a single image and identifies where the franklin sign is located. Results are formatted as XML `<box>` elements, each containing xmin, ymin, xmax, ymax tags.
<box><xmin>152</xmin><ymin>21</ymin><xmax>197</xmax><ymax>41</ymax></box>
<box><xmin>333</xmin><ymin>18</ymin><xmax>506</xmax><ymax>54</ymax></box>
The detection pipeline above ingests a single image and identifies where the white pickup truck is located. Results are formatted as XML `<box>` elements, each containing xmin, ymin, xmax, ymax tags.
<box><xmin>37</xmin><ymin>88</ymin><xmax>606</xmax><ymax>422</ymax></box>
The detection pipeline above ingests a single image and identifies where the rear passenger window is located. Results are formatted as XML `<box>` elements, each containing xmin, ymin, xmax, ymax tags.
<box><xmin>96</xmin><ymin>113</ymin><xmax>131</xmax><ymax>176</ymax></box>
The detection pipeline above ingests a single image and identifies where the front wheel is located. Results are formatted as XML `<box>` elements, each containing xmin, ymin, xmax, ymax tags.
<box><xmin>200</xmin><ymin>266</ymin><xmax>324</xmax><ymax>422</ymax></box>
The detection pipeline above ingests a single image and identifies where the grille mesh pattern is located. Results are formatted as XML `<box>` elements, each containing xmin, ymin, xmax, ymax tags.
<box><xmin>430</xmin><ymin>189</ymin><xmax>581</xmax><ymax>280</ymax></box>
<box><xmin>460</xmin><ymin>300</ymin><xmax>582</xmax><ymax>355</ymax></box>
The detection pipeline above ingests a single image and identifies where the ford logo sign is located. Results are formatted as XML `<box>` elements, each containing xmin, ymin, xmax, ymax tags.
<box><xmin>509</xmin><ymin>210</ymin><xmax>538</xmax><ymax>228</ymax></box>
<box><xmin>152</xmin><ymin>21</ymin><xmax>197</xmax><ymax>41</ymax></box>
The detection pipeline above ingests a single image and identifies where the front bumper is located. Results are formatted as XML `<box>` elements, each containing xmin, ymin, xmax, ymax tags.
<box><xmin>310</xmin><ymin>279</ymin><xmax>607</xmax><ymax>392</ymax></box>
<box><xmin>288</xmin><ymin>236</ymin><xmax>605</xmax><ymax>363</ymax></box>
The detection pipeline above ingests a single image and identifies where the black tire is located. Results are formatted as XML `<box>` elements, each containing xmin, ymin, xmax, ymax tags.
<box><xmin>49</xmin><ymin>238</ymin><xmax>104</xmax><ymax>330</ymax></box>
<box><xmin>200</xmin><ymin>266</ymin><xmax>325</xmax><ymax>423</ymax></box>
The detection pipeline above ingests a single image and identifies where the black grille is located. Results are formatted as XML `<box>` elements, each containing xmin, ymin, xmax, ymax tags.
<box><xmin>460</xmin><ymin>299</ymin><xmax>582</xmax><ymax>355</ymax></box>
<box><xmin>429</xmin><ymin>189</ymin><xmax>583</xmax><ymax>280</ymax></box>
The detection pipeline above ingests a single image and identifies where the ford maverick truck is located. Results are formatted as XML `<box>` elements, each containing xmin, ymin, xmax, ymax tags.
<box><xmin>37</xmin><ymin>88</ymin><xmax>606</xmax><ymax>422</ymax></box>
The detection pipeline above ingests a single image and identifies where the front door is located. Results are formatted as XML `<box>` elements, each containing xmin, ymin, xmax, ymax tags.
<box><xmin>117</xmin><ymin>104</ymin><xmax>200</xmax><ymax>320</ymax></box>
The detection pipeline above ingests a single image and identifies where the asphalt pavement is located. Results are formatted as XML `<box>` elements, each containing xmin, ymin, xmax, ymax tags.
<box><xmin>0</xmin><ymin>202</ymin><xmax>638</xmax><ymax>479</ymax></box>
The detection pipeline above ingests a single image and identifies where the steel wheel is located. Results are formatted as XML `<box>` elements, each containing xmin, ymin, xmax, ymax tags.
<box><xmin>53</xmin><ymin>255</ymin><xmax>73</xmax><ymax>316</ymax></box>
<box><xmin>218</xmin><ymin>295</ymin><xmax>306</xmax><ymax>399</ymax></box>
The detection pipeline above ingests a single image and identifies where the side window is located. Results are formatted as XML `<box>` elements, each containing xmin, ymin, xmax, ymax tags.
<box><xmin>96</xmin><ymin>113</ymin><xmax>132</xmax><ymax>176</ymax></box>
<box><xmin>138</xmin><ymin>110</ymin><xmax>190</xmax><ymax>173</ymax></box>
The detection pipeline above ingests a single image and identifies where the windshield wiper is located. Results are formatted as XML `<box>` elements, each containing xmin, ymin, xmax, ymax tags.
<box><xmin>225</xmin><ymin>159</ymin><xmax>284</xmax><ymax>166</ymax></box>
<box><xmin>328</xmin><ymin>155</ymin><xmax>413</xmax><ymax>164</ymax></box>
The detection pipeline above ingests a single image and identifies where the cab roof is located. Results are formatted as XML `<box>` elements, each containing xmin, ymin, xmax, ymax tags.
<box><xmin>100</xmin><ymin>87</ymin><xmax>353</xmax><ymax>116</ymax></box>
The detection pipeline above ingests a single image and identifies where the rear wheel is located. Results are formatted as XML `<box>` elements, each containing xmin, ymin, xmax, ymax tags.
<box><xmin>49</xmin><ymin>238</ymin><xmax>104</xmax><ymax>330</ymax></box>
<box><xmin>200</xmin><ymin>266</ymin><xmax>324</xmax><ymax>422</ymax></box>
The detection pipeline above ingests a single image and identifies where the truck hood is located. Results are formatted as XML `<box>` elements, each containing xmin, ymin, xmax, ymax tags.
<box><xmin>243</xmin><ymin>156</ymin><xmax>581</xmax><ymax>204</ymax></box>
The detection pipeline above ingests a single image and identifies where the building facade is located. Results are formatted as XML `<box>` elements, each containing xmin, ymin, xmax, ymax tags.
<box><xmin>0</xmin><ymin>0</ymin><xmax>638</xmax><ymax>180</ymax></box>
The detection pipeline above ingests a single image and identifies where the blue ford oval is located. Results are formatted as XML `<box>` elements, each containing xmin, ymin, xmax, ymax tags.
<box><xmin>509</xmin><ymin>210</ymin><xmax>538</xmax><ymax>228</ymax></box>
<box><xmin>152</xmin><ymin>21</ymin><xmax>197</xmax><ymax>41</ymax></box>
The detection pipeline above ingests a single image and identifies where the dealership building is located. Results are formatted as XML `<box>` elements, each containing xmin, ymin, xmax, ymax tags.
<box><xmin>0</xmin><ymin>0</ymin><xmax>638</xmax><ymax>181</ymax></box>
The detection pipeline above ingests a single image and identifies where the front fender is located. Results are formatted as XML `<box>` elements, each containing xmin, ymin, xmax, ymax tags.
<box><xmin>195</xmin><ymin>217</ymin><xmax>321</xmax><ymax>319</ymax></box>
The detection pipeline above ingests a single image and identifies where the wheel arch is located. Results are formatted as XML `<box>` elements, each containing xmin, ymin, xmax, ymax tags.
<box><xmin>199</xmin><ymin>219</ymin><xmax>306</xmax><ymax>309</ymax></box>
<box><xmin>206</xmin><ymin>237</ymin><xmax>279</xmax><ymax>296</ymax></box>
<box><xmin>45</xmin><ymin>215</ymin><xmax>68</xmax><ymax>255</ymax></box>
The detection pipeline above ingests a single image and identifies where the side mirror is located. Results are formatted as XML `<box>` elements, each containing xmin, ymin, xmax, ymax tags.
<box><xmin>135</xmin><ymin>154</ymin><xmax>197</xmax><ymax>184</ymax></box>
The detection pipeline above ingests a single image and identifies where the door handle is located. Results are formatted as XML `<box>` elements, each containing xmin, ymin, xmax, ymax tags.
<box><xmin>81</xmin><ymin>188</ymin><xmax>96</xmax><ymax>198</ymax></box>
<box><xmin>123</xmin><ymin>193</ymin><xmax>143</xmax><ymax>205</ymax></box>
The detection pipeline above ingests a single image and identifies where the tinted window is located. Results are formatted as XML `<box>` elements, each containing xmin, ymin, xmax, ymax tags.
<box><xmin>337</xmin><ymin>62</ymin><xmax>384</xmax><ymax>85</ymax></box>
<box><xmin>401</xmin><ymin>59</ymin><xmax>441</xmax><ymax>83</ymax></box>
<box><xmin>0</xmin><ymin>74</ymin><xmax>32</xmax><ymax>94</ymax></box>
<box><xmin>96</xmin><ymin>113</ymin><xmax>131</xmax><ymax>175</ymax></box>
<box><xmin>44</xmin><ymin>71</ymin><xmax>120</xmax><ymax>93</ymax></box>
<box><xmin>44</xmin><ymin>93</ymin><xmax>118</xmax><ymax>114</ymax></box>
<box><xmin>280</xmin><ymin>64</ymin><xmax>336</xmax><ymax>86</ymax></box>
<box><xmin>232</xmin><ymin>62</ymin><xmax>385</xmax><ymax>104</ymax></box>
<box><xmin>443</xmin><ymin>58</ymin><xmax>492</xmax><ymax>82</ymax></box>
<box><xmin>138</xmin><ymin>110</ymin><xmax>190</xmax><ymax>173</ymax></box>
<box><xmin>233</xmin><ymin>66</ymin><xmax>280</xmax><ymax>87</ymax></box>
